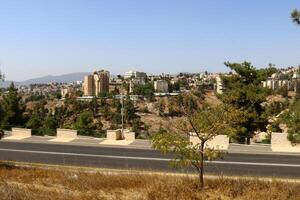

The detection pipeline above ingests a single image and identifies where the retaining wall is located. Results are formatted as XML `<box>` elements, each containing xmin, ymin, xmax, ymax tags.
<box><xmin>11</xmin><ymin>128</ymin><xmax>32</xmax><ymax>138</ymax></box>
<box><xmin>56</xmin><ymin>129</ymin><xmax>78</xmax><ymax>139</ymax></box>
<box><xmin>189</xmin><ymin>134</ymin><xmax>229</xmax><ymax>150</ymax></box>
<box><xmin>107</xmin><ymin>130</ymin><xmax>122</xmax><ymax>140</ymax></box>
<box><xmin>271</xmin><ymin>132</ymin><xmax>300</xmax><ymax>152</ymax></box>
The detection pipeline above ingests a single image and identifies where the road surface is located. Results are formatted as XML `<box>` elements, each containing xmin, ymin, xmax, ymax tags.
<box><xmin>0</xmin><ymin>140</ymin><xmax>300</xmax><ymax>178</ymax></box>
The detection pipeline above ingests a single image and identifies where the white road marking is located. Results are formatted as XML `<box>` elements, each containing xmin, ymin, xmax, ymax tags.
<box><xmin>0</xmin><ymin>148</ymin><xmax>300</xmax><ymax>167</ymax></box>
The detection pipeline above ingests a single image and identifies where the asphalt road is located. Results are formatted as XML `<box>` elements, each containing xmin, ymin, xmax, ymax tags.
<box><xmin>1</xmin><ymin>141</ymin><xmax>300</xmax><ymax>178</ymax></box>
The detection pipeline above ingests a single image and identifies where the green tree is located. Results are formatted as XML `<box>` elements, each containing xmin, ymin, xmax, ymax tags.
<box><xmin>280</xmin><ymin>100</ymin><xmax>300</xmax><ymax>144</ymax></box>
<box><xmin>56</xmin><ymin>93</ymin><xmax>62</xmax><ymax>99</ymax></box>
<box><xmin>263</xmin><ymin>101</ymin><xmax>288</xmax><ymax>119</ymax></box>
<box><xmin>291</xmin><ymin>9</ymin><xmax>300</xmax><ymax>26</ymax></box>
<box><xmin>75</xmin><ymin>111</ymin><xmax>96</xmax><ymax>136</ymax></box>
<box><xmin>54</xmin><ymin>106</ymin><xmax>67</xmax><ymax>127</ymax></box>
<box><xmin>44</xmin><ymin>115</ymin><xmax>57</xmax><ymax>129</ymax></box>
<box><xmin>89</xmin><ymin>97</ymin><xmax>99</xmax><ymax>117</ymax></box>
<box><xmin>0</xmin><ymin>72</ymin><xmax>4</xmax><ymax>138</ymax></box>
<box><xmin>25</xmin><ymin>98</ymin><xmax>51</xmax><ymax>135</ymax></box>
<box><xmin>220</xmin><ymin>62</ymin><xmax>272</xmax><ymax>143</ymax></box>
<box><xmin>100</xmin><ymin>99</ymin><xmax>111</xmax><ymax>120</ymax></box>
<box><xmin>25</xmin><ymin>114</ymin><xmax>42</xmax><ymax>135</ymax></box>
<box><xmin>0</xmin><ymin>72</ymin><xmax>5</xmax><ymax>128</ymax></box>
<box><xmin>132</xmin><ymin>118</ymin><xmax>142</xmax><ymax>137</ymax></box>
<box><xmin>152</xmin><ymin>104</ymin><xmax>243</xmax><ymax>188</ymax></box>
<box><xmin>133</xmin><ymin>82</ymin><xmax>154</xmax><ymax>101</ymax></box>
<box><xmin>42</xmin><ymin>115</ymin><xmax>58</xmax><ymax>136</ymax></box>
<box><xmin>2</xmin><ymin>83</ymin><xmax>25</xmax><ymax>129</ymax></box>
<box><xmin>123</xmin><ymin>96</ymin><xmax>137</xmax><ymax>124</ymax></box>
<box><xmin>111</xmin><ymin>112</ymin><xmax>122</xmax><ymax>125</ymax></box>
<box><xmin>76</xmin><ymin>90</ymin><xmax>83</xmax><ymax>97</ymax></box>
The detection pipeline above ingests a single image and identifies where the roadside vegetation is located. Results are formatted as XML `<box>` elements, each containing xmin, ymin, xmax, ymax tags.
<box><xmin>0</xmin><ymin>164</ymin><xmax>300</xmax><ymax>200</ymax></box>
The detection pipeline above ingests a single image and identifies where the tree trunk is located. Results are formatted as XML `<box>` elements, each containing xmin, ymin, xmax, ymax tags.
<box><xmin>246</xmin><ymin>136</ymin><xmax>250</xmax><ymax>145</ymax></box>
<box><xmin>199</xmin><ymin>141</ymin><xmax>205</xmax><ymax>188</ymax></box>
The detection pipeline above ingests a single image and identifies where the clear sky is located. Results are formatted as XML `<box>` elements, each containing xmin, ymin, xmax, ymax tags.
<box><xmin>0</xmin><ymin>0</ymin><xmax>300</xmax><ymax>81</ymax></box>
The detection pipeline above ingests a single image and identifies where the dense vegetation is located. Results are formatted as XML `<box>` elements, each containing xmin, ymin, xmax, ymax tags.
<box><xmin>219</xmin><ymin>62</ymin><xmax>277</xmax><ymax>143</ymax></box>
<box><xmin>0</xmin><ymin>82</ymin><xmax>147</xmax><ymax>138</ymax></box>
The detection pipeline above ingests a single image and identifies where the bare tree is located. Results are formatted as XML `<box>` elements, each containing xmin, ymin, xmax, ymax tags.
<box><xmin>152</xmin><ymin>103</ymin><xmax>244</xmax><ymax>188</ymax></box>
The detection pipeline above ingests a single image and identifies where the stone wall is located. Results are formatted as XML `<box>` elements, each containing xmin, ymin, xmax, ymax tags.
<box><xmin>123</xmin><ymin>131</ymin><xmax>135</xmax><ymax>141</ymax></box>
<box><xmin>271</xmin><ymin>132</ymin><xmax>300</xmax><ymax>152</ymax></box>
<box><xmin>56</xmin><ymin>129</ymin><xmax>78</xmax><ymax>139</ymax></box>
<box><xmin>11</xmin><ymin>128</ymin><xmax>32</xmax><ymax>137</ymax></box>
<box><xmin>107</xmin><ymin>130</ymin><xmax>122</xmax><ymax>140</ymax></box>
<box><xmin>189</xmin><ymin>134</ymin><xmax>229</xmax><ymax>150</ymax></box>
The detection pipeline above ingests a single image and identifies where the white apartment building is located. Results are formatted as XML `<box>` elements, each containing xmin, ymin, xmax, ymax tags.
<box><xmin>215</xmin><ymin>75</ymin><xmax>225</xmax><ymax>94</ymax></box>
<box><xmin>124</xmin><ymin>71</ymin><xmax>147</xmax><ymax>79</ymax></box>
<box><xmin>154</xmin><ymin>80</ymin><xmax>169</xmax><ymax>93</ymax></box>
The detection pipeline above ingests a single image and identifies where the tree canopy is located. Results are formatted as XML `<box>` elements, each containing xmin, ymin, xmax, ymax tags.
<box><xmin>280</xmin><ymin>99</ymin><xmax>300</xmax><ymax>144</ymax></box>
<box><xmin>133</xmin><ymin>82</ymin><xmax>154</xmax><ymax>101</ymax></box>
<box><xmin>75</xmin><ymin>111</ymin><xmax>97</xmax><ymax>136</ymax></box>
<box><xmin>220</xmin><ymin>62</ymin><xmax>275</xmax><ymax>143</ymax></box>
<box><xmin>291</xmin><ymin>9</ymin><xmax>300</xmax><ymax>26</ymax></box>
<box><xmin>1</xmin><ymin>83</ymin><xmax>25</xmax><ymax>129</ymax></box>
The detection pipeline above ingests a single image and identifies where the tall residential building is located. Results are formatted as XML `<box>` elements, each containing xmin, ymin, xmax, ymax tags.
<box><xmin>83</xmin><ymin>75</ymin><xmax>94</xmax><ymax>96</ymax></box>
<box><xmin>93</xmin><ymin>70</ymin><xmax>110</xmax><ymax>95</ymax></box>
<box><xmin>83</xmin><ymin>70</ymin><xmax>110</xmax><ymax>96</ymax></box>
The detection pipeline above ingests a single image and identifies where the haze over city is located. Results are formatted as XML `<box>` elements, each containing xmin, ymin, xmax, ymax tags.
<box><xmin>1</xmin><ymin>0</ymin><xmax>300</xmax><ymax>81</ymax></box>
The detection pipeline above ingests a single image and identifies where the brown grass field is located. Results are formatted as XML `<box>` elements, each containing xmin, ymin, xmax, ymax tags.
<box><xmin>0</xmin><ymin>162</ymin><xmax>299</xmax><ymax>200</ymax></box>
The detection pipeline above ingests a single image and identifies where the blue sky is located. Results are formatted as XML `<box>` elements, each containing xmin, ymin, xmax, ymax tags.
<box><xmin>0</xmin><ymin>0</ymin><xmax>300</xmax><ymax>81</ymax></box>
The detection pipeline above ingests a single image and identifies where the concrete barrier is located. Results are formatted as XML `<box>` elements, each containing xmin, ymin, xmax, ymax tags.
<box><xmin>4</xmin><ymin>128</ymin><xmax>32</xmax><ymax>140</ymax></box>
<box><xmin>101</xmin><ymin>129</ymin><xmax>134</xmax><ymax>145</ymax></box>
<box><xmin>57</xmin><ymin>129</ymin><xmax>77</xmax><ymax>138</ymax></box>
<box><xmin>271</xmin><ymin>132</ymin><xmax>300</xmax><ymax>152</ymax></box>
<box><xmin>189</xmin><ymin>134</ymin><xmax>229</xmax><ymax>150</ymax></box>
<box><xmin>123</xmin><ymin>131</ymin><xmax>135</xmax><ymax>141</ymax></box>
<box><xmin>50</xmin><ymin>129</ymin><xmax>78</xmax><ymax>142</ymax></box>
<box><xmin>106</xmin><ymin>130</ymin><xmax>122</xmax><ymax>140</ymax></box>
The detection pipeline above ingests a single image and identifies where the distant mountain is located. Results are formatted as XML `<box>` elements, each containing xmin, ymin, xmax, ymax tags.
<box><xmin>0</xmin><ymin>72</ymin><xmax>90</xmax><ymax>88</ymax></box>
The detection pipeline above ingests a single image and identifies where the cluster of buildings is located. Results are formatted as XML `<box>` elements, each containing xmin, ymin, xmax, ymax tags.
<box><xmin>261</xmin><ymin>69</ymin><xmax>300</xmax><ymax>93</ymax></box>
<box><xmin>79</xmin><ymin>68</ymin><xmax>231</xmax><ymax>98</ymax></box>
<box><xmin>78</xmin><ymin>67</ymin><xmax>300</xmax><ymax>100</ymax></box>
<box><xmin>82</xmin><ymin>69</ymin><xmax>173</xmax><ymax>97</ymax></box>
<box><xmin>10</xmin><ymin>68</ymin><xmax>235</xmax><ymax>100</ymax></box>
<box><xmin>16</xmin><ymin>83</ymin><xmax>70</xmax><ymax>96</ymax></box>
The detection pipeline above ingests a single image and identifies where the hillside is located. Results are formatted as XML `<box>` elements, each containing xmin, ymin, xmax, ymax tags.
<box><xmin>0</xmin><ymin>72</ymin><xmax>90</xmax><ymax>88</ymax></box>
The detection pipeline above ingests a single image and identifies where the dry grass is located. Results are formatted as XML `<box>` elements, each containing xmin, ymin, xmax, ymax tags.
<box><xmin>0</xmin><ymin>163</ymin><xmax>299</xmax><ymax>200</ymax></box>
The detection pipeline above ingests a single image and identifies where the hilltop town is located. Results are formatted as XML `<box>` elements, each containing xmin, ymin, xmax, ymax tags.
<box><xmin>0</xmin><ymin>63</ymin><xmax>299</xmax><ymax>143</ymax></box>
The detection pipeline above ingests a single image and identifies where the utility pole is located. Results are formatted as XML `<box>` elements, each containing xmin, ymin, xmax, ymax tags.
<box><xmin>121</xmin><ymin>93</ymin><xmax>124</xmax><ymax>135</ymax></box>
